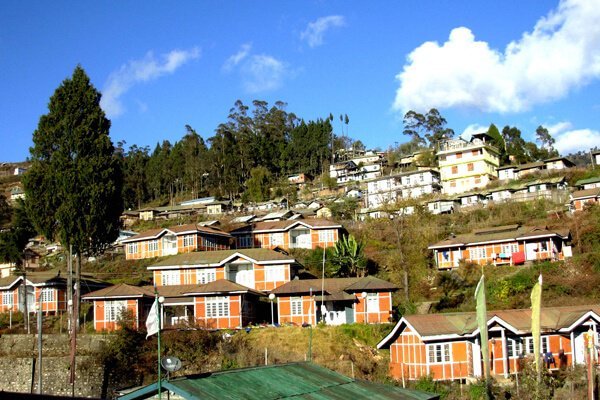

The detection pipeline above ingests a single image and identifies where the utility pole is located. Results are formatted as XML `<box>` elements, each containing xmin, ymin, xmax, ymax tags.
<box><xmin>37</xmin><ymin>293</ymin><xmax>42</xmax><ymax>394</ymax></box>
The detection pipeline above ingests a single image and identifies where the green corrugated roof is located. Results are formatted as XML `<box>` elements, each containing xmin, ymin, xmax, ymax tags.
<box><xmin>575</xmin><ymin>176</ymin><xmax>600</xmax><ymax>187</ymax></box>
<box><xmin>118</xmin><ymin>362</ymin><xmax>439</xmax><ymax>400</ymax></box>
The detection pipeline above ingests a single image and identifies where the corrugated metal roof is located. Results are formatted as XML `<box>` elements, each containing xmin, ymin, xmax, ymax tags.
<box><xmin>571</xmin><ymin>188</ymin><xmax>600</xmax><ymax>200</ymax></box>
<box><xmin>271</xmin><ymin>276</ymin><xmax>397</xmax><ymax>296</ymax></box>
<box><xmin>118</xmin><ymin>362</ymin><xmax>439</xmax><ymax>400</ymax></box>
<box><xmin>149</xmin><ymin>248</ymin><xmax>294</xmax><ymax>268</ymax></box>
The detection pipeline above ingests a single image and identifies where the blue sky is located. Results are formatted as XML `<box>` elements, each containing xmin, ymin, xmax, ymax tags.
<box><xmin>1</xmin><ymin>0</ymin><xmax>599</xmax><ymax>162</ymax></box>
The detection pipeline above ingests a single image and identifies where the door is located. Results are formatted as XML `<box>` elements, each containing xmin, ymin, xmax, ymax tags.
<box><xmin>525</xmin><ymin>243</ymin><xmax>538</xmax><ymax>261</ymax></box>
<box><xmin>162</xmin><ymin>234</ymin><xmax>178</xmax><ymax>256</ymax></box>
<box><xmin>452</xmin><ymin>250</ymin><xmax>462</xmax><ymax>268</ymax></box>
<box><xmin>574</xmin><ymin>332</ymin><xmax>586</xmax><ymax>365</ymax></box>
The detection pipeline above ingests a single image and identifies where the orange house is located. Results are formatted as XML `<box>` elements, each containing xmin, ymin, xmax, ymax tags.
<box><xmin>429</xmin><ymin>225</ymin><xmax>572</xmax><ymax>270</ymax></box>
<box><xmin>271</xmin><ymin>276</ymin><xmax>397</xmax><ymax>326</ymax></box>
<box><xmin>122</xmin><ymin>223</ymin><xmax>232</xmax><ymax>260</ymax></box>
<box><xmin>229</xmin><ymin>219</ymin><xmax>343</xmax><ymax>251</ymax></box>
<box><xmin>83</xmin><ymin>280</ymin><xmax>264</xmax><ymax>331</ymax></box>
<box><xmin>148</xmin><ymin>248</ymin><xmax>296</xmax><ymax>292</ymax></box>
<box><xmin>570</xmin><ymin>188</ymin><xmax>600</xmax><ymax>212</ymax></box>
<box><xmin>0</xmin><ymin>272</ymin><xmax>107</xmax><ymax>315</ymax></box>
<box><xmin>377</xmin><ymin>305</ymin><xmax>600</xmax><ymax>382</ymax></box>
<box><xmin>82</xmin><ymin>284</ymin><xmax>155</xmax><ymax>331</ymax></box>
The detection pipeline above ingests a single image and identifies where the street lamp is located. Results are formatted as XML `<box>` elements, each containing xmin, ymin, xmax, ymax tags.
<box><xmin>268</xmin><ymin>294</ymin><xmax>276</xmax><ymax>326</ymax></box>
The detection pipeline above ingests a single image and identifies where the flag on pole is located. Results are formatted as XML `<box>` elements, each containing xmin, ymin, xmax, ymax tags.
<box><xmin>475</xmin><ymin>275</ymin><xmax>490</xmax><ymax>381</ymax></box>
<box><xmin>531</xmin><ymin>274</ymin><xmax>543</xmax><ymax>374</ymax></box>
<box><xmin>146</xmin><ymin>298</ymin><xmax>159</xmax><ymax>339</ymax></box>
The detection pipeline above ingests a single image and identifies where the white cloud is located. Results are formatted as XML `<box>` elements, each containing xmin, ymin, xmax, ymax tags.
<box><xmin>393</xmin><ymin>0</ymin><xmax>600</xmax><ymax>114</ymax></box>
<box><xmin>301</xmin><ymin>15</ymin><xmax>346</xmax><ymax>48</ymax></box>
<box><xmin>546</xmin><ymin>121</ymin><xmax>600</xmax><ymax>154</ymax></box>
<box><xmin>101</xmin><ymin>47</ymin><xmax>200</xmax><ymax>118</ymax></box>
<box><xmin>223</xmin><ymin>43</ymin><xmax>252</xmax><ymax>72</ymax></box>
<box><xmin>242</xmin><ymin>54</ymin><xmax>287</xmax><ymax>93</ymax></box>
<box><xmin>460</xmin><ymin>123</ymin><xmax>489</xmax><ymax>140</ymax></box>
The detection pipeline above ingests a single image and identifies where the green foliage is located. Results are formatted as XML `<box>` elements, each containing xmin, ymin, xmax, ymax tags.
<box><xmin>328</xmin><ymin>197</ymin><xmax>359</xmax><ymax>220</ymax></box>
<box><xmin>24</xmin><ymin>65</ymin><xmax>123</xmax><ymax>256</ymax></box>
<box><xmin>403</xmin><ymin>108</ymin><xmax>454</xmax><ymax>149</ymax></box>
<box><xmin>245</xmin><ymin>166</ymin><xmax>272</xmax><ymax>202</ymax></box>
<box><xmin>331</xmin><ymin>234</ymin><xmax>367</xmax><ymax>277</ymax></box>
<box><xmin>0</xmin><ymin>199</ymin><xmax>36</xmax><ymax>266</ymax></box>
<box><xmin>0</xmin><ymin>311</ymin><xmax>24</xmax><ymax>330</ymax></box>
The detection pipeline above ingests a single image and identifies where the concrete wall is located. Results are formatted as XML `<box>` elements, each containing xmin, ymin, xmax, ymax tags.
<box><xmin>0</xmin><ymin>334</ymin><xmax>109</xmax><ymax>398</ymax></box>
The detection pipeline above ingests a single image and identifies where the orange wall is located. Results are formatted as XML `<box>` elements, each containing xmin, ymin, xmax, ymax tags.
<box><xmin>354</xmin><ymin>292</ymin><xmax>393</xmax><ymax>323</ymax></box>
<box><xmin>92</xmin><ymin>299</ymin><xmax>140</xmax><ymax>332</ymax></box>
<box><xmin>388</xmin><ymin>332</ymin><xmax>574</xmax><ymax>381</ymax></box>
<box><xmin>436</xmin><ymin>238</ymin><xmax>565</xmax><ymax>270</ymax></box>
<box><xmin>0</xmin><ymin>289</ymin><xmax>19</xmax><ymax>312</ymax></box>
<box><xmin>239</xmin><ymin>228</ymin><xmax>340</xmax><ymax>250</ymax></box>
<box><xmin>126</xmin><ymin>233</ymin><xmax>231</xmax><ymax>260</ymax></box>
<box><xmin>194</xmin><ymin>295</ymin><xmax>242</xmax><ymax>329</ymax></box>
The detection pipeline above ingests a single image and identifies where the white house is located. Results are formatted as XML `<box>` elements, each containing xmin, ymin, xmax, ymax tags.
<box><xmin>365</xmin><ymin>169</ymin><xmax>441</xmax><ymax>210</ymax></box>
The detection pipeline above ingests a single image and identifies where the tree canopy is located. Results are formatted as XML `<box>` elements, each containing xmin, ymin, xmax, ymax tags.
<box><xmin>23</xmin><ymin>65</ymin><xmax>123</xmax><ymax>256</ymax></box>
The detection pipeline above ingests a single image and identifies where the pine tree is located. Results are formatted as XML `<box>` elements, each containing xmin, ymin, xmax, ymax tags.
<box><xmin>23</xmin><ymin>65</ymin><xmax>123</xmax><ymax>384</ymax></box>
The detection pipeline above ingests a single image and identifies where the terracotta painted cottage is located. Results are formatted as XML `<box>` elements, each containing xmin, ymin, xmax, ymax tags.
<box><xmin>377</xmin><ymin>305</ymin><xmax>600</xmax><ymax>382</ymax></box>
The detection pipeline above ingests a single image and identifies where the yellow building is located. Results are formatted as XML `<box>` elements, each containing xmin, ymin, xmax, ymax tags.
<box><xmin>437</xmin><ymin>133</ymin><xmax>499</xmax><ymax>195</ymax></box>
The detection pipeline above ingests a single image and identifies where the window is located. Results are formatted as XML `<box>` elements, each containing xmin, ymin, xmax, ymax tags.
<box><xmin>127</xmin><ymin>242</ymin><xmax>139</xmax><ymax>254</ymax></box>
<box><xmin>183</xmin><ymin>235</ymin><xmax>195</xmax><ymax>247</ymax></box>
<box><xmin>540</xmin><ymin>241</ymin><xmax>548</xmax><ymax>252</ymax></box>
<box><xmin>148</xmin><ymin>240</ymin><xmax>159</xmax><ymax>252</ymax></box>
<box><xmin>104</xmin><ymin>300</ymin><xmax>126</xmax><ymax>322</ymax></box>
<box><xmin>265</xmin><ymin>265</ymin><xmax>286</xmax><ymax>282</ymax></box>
<box><xmin>405</xmin><ymin>176</ymin><xmax>411</xmax><ymax>186</ymax></box>
<box><xmin>469</xmin><ymin>247</ymin><xmax>487</xmax><ymax>260</ymax></box>
<box><xmin>428</xmin><ymin>343</ymin><xmax>451</xmax><ymax>363</ymax></box>
<box><xmin>451</xmin><ymin>166</ymin><xmax>458</xmax><ymax>175</ymax></box>
<box><xmin>205</xmin><ymin>296</ymin><xmax>229</xmax><ymax>317</ymax></box>
<box><xmin>467</xmin><ymin>163</ymin><xmax>474</xmax><ymax>172</ymax></box>
<box><xmin>319</xmin><ymin>230</ymin><xmax>334</xmax><ymax>243</ymax></box>
<box><xmin>197</xmin><ymin>268</ymin><xmax>217</xmax><ymax>284</ymax></box>
<box><xmin>441</xmin><ymin>251</ymin><xmax>450</xmax><ymax>262</ymax></box>
<box><xmin>40</xmin><ymin>288</ymin><xmax>54</xmax><ymax>302</ymax></box>
<box><xmin>439</xmin><ymin>155</ymin><xmax>446</xmax><ymax>162</ymax></box>
<box><xmin>474</xmin><ymin>177</ymin><xmax>481</xmax><ymax>185</ymax></box>
<box><xmin>238</xmin><ymin>235</ymin><xmax>253</xmax><ymax>248</ymax></box>
<box><xmin>202</xmin><ymin>236</ymin><xmax>218</xmax><ymax>250</ymax></box>
<box><xmin>290</xmin><ymin>297</ymin><xmax>303</xmax><ymax>316</ymax></box>
<box><xmin>501</xmin><ymin>243</ymin><xmax>519</xmax><ymax>254</ymax></box>
<box><xmin>450</xmin><ymin>181</ymin><xmax>457</xmax><ymax>188</ymax></box>
<box><xmin>456</xmin><ymin>152</ymin><xmax>463</xmax><ymax>159</ymax></box>
<box><xmin>227</xmin><ymin>263</ymin><xmax>254</xmax><ymax>288</ymax></box>
<box><xmin>270</xmin><ymin>233</ymin><xmax>284</xmax><ymax>246</ymax></box>
<box><xmin>366</xmin><ymin>293</ymin><xmax>379</xmax><ymax>312</ymax></box>
<box><xmin>419</xmin><ymin>173</ymin><xmax>425</xmax><ymax>183</ymax></box>
<box><xmin>2</xmin><ymin>291</ymin><xmax>13</xmax><ymax>306</ymax></box>
<box><xmin>161</xmin><ymin>270</ymin><xmax>180</xmax><ymax>286</ymax></box>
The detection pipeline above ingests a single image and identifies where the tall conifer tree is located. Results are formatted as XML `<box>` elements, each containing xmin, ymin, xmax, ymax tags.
<box><xmin>23</xmin><ymin>65</ymin><xmax>123</xmax><ymax>383</ymax></box>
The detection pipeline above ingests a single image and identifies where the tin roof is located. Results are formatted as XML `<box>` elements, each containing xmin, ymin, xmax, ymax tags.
<box><xmin>117</xmin><ymin>362</ymin><xmax>438</xmax><ymax>400</ymax></box>
<box><xmin>149</xmin><ymin>248</ymin><xmax>295</xmax><ymax>268</ymax></box>
<box><xmin>229</xmin><ymin>219</ymin><xmax>342</xmax><ymax>234</ymax></box>
<box><xmin>82</xmin><ymin>283</ymin><xmax>154</xmax><ymax>299</ymax></box>
<box><xmin>122</xmin><ymin>224</ymin><xmax>231</xmax><ymax>243</ymax></box>
<box><xmin>575</xmin><ymin>176</ymin><xmax>600</xmax><ymax>187</ymax></box>
<box><xmin>571</xmin><ymin>188</ymin><xmax>600</xmax><ymax>200</ymax></box>
<box><xmin>271</xmin><ymin>276</ymin><xmax>397</xmax><ymax>297</ymax></box>
<box><xmin>428</xmin><ymin>224</ymin><xmax>570</xmax><ymax>249</ymax></box>
<box><xmin>378</xmin><ymin>304</ymin><xmax>600</xmax><ymax>349</ymax></box>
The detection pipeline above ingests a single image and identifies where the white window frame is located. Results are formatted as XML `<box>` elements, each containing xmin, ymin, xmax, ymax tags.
<box><xmin>205</xmin><ymin>296</ymin><xmax>229</xmax><ymax>318</ymax></box>
<box><xmin>318</xmin><ymin>230</ymin><xmax>334</xmax><ymax>243</ymax></box>
<box><xmin>197</xmin><ymin>268</ymin><xmax>217</xmax><ymax>284</ymax></box>
<box><xmin>40</xmin><ymin>287</ymin><xmax>54</xmax><ymax>302</ymax></box>
<box><xmin>127</xmin><ymin>242</ymin><xmax>139</xmax><ymax>254</ymax></box>
<box><xmin>148</xmin><ymin>240</ymin><xmax>159</xmax><ymax>252</ymax></box>
<box><xmin>366</xmin><ymin>293</ymin><xmax>379</xmax><ymax>313</ymax></box>
<box><xmin>469</xmin><ymin>246</ymin><xmax>487</xmax><ymax>260</ymax></box>
<box><xmin>183</xmin><ymin>235</ymin><xmax>195</xmax><ymax>247</ymax></box>
<box><xmin>265</xmin><ymin>265</ymin><xmax>286</xmax><ymax>282</ymax></box>
<box><xmin>501</xmin><ymin>243</ymin><xmax>519</xmax><ymax>254</ymax></box>
<box><xmin>290</xmin><ymin>297</ymin><xmax>303</xmax><ymax>316</ymax></box>
<box><xmin>104</xmin><ymin>300</ymin><xmax>127</xmax><ymax>322</ymax></box>
<box><xmin>161</xmin><ymin>270</ymin><xmax>181</xmax><ymax>286</ymax></box>
<box><xmin>270</xmin><ymin>233</ymin><xmax>284</xmax><ymax>246</ymax></box>
<box><xmin>2</xmin><ymin>290</ymin><xmax>13</xmax><ymax>306</ymax></box>
<box><xmin>428</xmin><ymin>343</ymin><xmax>451</xmax><ymax>363</ymax></box>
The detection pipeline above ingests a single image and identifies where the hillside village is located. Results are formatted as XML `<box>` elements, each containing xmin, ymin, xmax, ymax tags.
<box><xmin>1</xmin><ymin>118</ymin><xmax>600</xmax><ymax>397</ymax></box>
